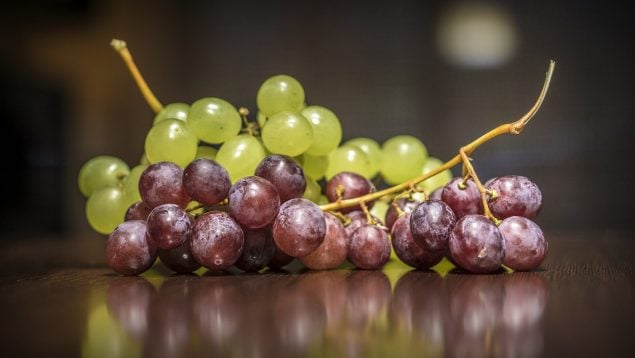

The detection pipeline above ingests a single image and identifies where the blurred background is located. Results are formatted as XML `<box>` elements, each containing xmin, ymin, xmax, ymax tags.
<box><xmin>0</xmin><ymin>0</ymin><xmax>632</xmax><ymax>240</ymax></box>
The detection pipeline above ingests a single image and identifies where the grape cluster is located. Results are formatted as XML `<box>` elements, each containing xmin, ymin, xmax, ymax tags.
<box><xmin>79</xmin><ymin>73</ymin><xmax>547</xmax><ymax>276</ymax></box>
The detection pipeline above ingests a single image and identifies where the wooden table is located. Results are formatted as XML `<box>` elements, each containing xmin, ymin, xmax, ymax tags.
<box><xmin>0</xmin><ymin>230</ymin><xmax>633</xmax><ymax>357</ymax></box>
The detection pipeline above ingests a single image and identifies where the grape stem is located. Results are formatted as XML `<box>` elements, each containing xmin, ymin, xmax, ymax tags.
<box><xmin>459</xmin><ymin>148</ymin><xmax>501</xmax><ymax>225</ymax></box>
<box><xmin>320</xmin><ymin>60</ymin><xmax>556</xmax><ymax>212</ymax></box>
<box><xmin>111</xmin><ymin>39</ymin><xmax>164</xmax><ymax>114</ymax></box>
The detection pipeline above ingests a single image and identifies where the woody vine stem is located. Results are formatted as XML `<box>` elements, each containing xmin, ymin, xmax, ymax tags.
<box><xmin>111</xmin><ymin>38</ymin><xmax>555</xmax><ymax>220</ymax></box>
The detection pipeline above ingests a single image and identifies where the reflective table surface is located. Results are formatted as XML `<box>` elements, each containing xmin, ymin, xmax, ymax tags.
<box><xmin>0</xmin><ymin>231</ymin><xmax>633</xmax><ymax>357</ymax></box>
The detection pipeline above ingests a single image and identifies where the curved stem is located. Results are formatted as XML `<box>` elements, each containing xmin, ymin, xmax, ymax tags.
<box><xmin>111</xmin><ymin>39</ymin><xmax>163</xmax><ymax>114</ymax></box>
<box><xmin>459</xmin><ymin>148</ymin><xmax>500</xmax><ymax>225</ymax></box>
<box><xmin>320</xmin><ymin>60</ymin><xmax>555</xmax><ymax>212</ymax></box>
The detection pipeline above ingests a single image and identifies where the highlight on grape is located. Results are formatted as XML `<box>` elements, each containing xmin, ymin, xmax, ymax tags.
<box><xmin>80</xmin><ymin>39</ymin><xmax>554</xmax><ymax>276</ymax></box>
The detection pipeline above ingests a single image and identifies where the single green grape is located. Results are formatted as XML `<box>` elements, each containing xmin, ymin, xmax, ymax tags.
<box><xmin>344</xmin><ymin>137</ymin><xmax>382</xmax><ymax>178</ymax></box>
<box><xmin>380</xmin><ymin>135</ymin><xmax>428</xmax><ymax>185</ymax></box>
<box><xmin>216</xmin><ymin>134</ymin><xmax>266</xmax><ymax>182</ymax></box>
<box><xmin>140</xmin><ymin>153</ymin><xmax>150</xmax><ymax>165</ymax></box>
<box><xmin>153</xmin><ymin>102</ymin><xmax>189</xmax><ymax>125</ymax></box>
<box><xmin>261</xmin><ymin>112</ymin><xmax>313</xmax><ymax>156</ymax></box>
<box><xmin>78</xmin><ymin>156</ymin><xmax>130</xmax><ymax>197</ymax></box>
<box><xmin>325</xmin><ymin>145</ymin><xmax>373</xmax><ymax>179</ymax></box>
<box><xmin>122</xmin><ymin>164</ymin><xmax>148</xmax><ymax>205</ymax></box>
<box><xmin>302</xmin><ymin>153</ymin><xmax>329</xmax><ymax>180</ymax></box>
<box><xmin>302</xmin><ymin>177</ymin><xmax>322</xmax><ymax>203</ymax></box>
<box><xmin>257</xmin><ymin>111</ymin><xmax>267</xmax><ymax>129</ymax></box>
<box><xmin>188</xmin><ymin>97</ymin><xmax>242</xmax><ymax>144</ymax></box>
<box><xmin>256</xmin><ymin>75</ymin><xmax>305</xmax><ymax>116</ymax></box>
<box><xmin>195</xmin><ymin>145</ymin><xmax>218</xmax><ymax>160</ymax></box>
<box><xmin>86</xmin><ymin>187</ymin><xmax>128</xmax><ymax>234</ymax></box>
<box><xmin>416</xmin><ymin>157</ymin><xmax>453</xmax><ymax>193</ymax></box>
<box><xmin>145</xmin><ymin>119</ymin><xmax>198</xmax><ymax>168</ymax></box>
<box><xmin>301</xmin><ymin>105</ymin><xmax>342</xmax><ymax>156</ymax></box>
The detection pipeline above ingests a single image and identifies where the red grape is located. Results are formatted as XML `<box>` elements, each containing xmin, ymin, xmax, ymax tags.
<box><xmin>106</xmin><ymin>220</ymin><xmax>158</xmax><ymax>275</ymax></box>
<box><xmin>190</xmin><ymin>211</ymin><xmax>244</xmax><ymax>270</ymax></box>
<box><xmin>158</xmin><ymin>239</ymin><xmax>201</xmax><ymax>273</ymax></box>
<box><xmin>486</xmin><ymin>175</ymin><xmax>542</xmax><ymax>219</ymax></box>
<box><xmin>385</xmin><ymin>197</ymin><xmax>421</xmax><ymax>232</ymax></box>
<box><xmin>183</xmin><ymin>158</ymin><xmax>231</xmax><ymax>206</ymax></box>
<box><xmin>234</xmin><ymin>226</ymin><xmax>277</xmax><ymax>272</ymax></box>
<box><xmin>147</xmin><ymin>204</ymin><xmax>192</xmax><ymax>250</ymax></box>
<box><xmin>139</xmin><ymin>162</ymin><xmax>190</xmax><ymax>209</ymax></box>
<box><xmin>348</xmin><ymin>224</ymin><xmax>391</xmax><ymax>270</ymax></box>
<box><xmin>272</xmin><ymin>198</ymin><xmax>326</xmax><ymax>257</ymax></box>
<box><xmin>325</xmin><ymin>171</ymin><xmax>375</xmax><ymax>213</ymax></box>
<box><xmin>410</xmin><ymin>199</ymin><xmax>456</xmax><ymax>253</ymax></box>
<box><xmin>255</xmin><ymin>154</ymin><xmax>307</xmax><ymax>202</ymax></box>
<box><xmin>499</xmin><ymin>216</ymin><xmax>547</xmax><ymax>271</ymax></box>
<box><xmin>441</xmin><ymin>177</ymin><xmax>483</xmax><ymax>219</ymax></box>
<box><xmin>228</xmin><ymin>176</ymin><xmax>281</xmax><ymax>229</ymax></box>
<box><xmin>448</xmin><ymin>215</ymin><xmax>503</xmax><ymax>273</ymax></box>
<box><xmin>125</xmin><ymin>201</ymin><xmax>152</xmax><ymax>221</ymax></box>
<box><xmin>300</xmin><ymin>212</ymin><xmax>348</xmax><ymax>270</ymax></box>
<box><xmin>391</xmin><ymin>213</ymin><xmax>444</xmax><ymax>269</ymax></box>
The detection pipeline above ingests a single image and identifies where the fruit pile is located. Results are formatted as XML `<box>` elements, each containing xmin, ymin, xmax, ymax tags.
<box><xmin>78</xmin><ymin>40</ymin><xmax>554</xmax><ymax>276</ymax></box>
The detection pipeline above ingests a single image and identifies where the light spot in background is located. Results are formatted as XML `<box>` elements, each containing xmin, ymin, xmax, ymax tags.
<box><xmin>437</xmin><ymin>1</ymin><xmax>518</xmax><ymax>69</ymax></box>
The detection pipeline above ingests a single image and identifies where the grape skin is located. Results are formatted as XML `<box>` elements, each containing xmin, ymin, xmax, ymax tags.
<box><xmin>146</xmin><ymin>204</ymin><xmax>192</xmax><ymax>250</ymax></box>
<box><xmin>385</xmin><ymin>197</ymin><xmax>421</xmax><ymax>232</ymax></box>
<box><xmin>300</xmin><ymin>213</ymin><xmax>348</xmax><ymax>270</ymax></box>
<box><xmin>391</xmin><ymin>213</ymin><xmax>444</xmax><ymax>269</ymax></box>
<box><xmin>183</xmin><ymin>158</ymin><xmax>231</xmax><ymax>206</ymax></box>
<box><xmin>325</xmin><ymin>171</ymin><xmax>375</xmax><ymax>214</ymax></box>
<box><xmin>139</xmin><ymin>162</ymin><xmax>190</xmax><ymax>209</ymax></box>
<box><xmin>125</xmin><ymin>201</ymin><xmax>152</xmax><ymax>221</ymax></box>
<box><xmin>78</xmin><ymin>155</ymin><xmax>129</xmax><ymax>197</ymax></box>
<box><xmin>158</xmin><ymin>239</ymin><xmax>201</xmax><ymax>274</ymax></box>
<box><xmin>272</xmin><ymin>198</ymin><xmax>326</xmax><ymax>258</ymax></box>
<box><xmin>189</xmin><ymin>212</ymin><xmax>245</xmax><ymax>271</ymax></box>
<box><xmin>486</xmin><ymin>175</ymin><xmax>542</xmax><ymax>219</ymax></box>
<box><xmin>234</xmin><ymin>226</ymin><xmax>277</xmax><ymax>272</ymax></box>
<box><xmin>441</xmin><ymin>177</ymin><xmax>483</xmax><ymax>219</ymax></box>
<box><xmin>228</xmin><ymin>176</ymin><xmax>281</xmax><ymax>229</ymax></box>
<box><xmin>499</xmin><ymin>216</ymin><xmax>547</xmax><ymax>271</ymax></box>
<box><xmin>410</xmin><ymin>199</ymin><xmax>456</xmax><ymax>254</ymax></box>
<box><xmin>255</xmin><ymin>154</ymin><xmax>307</xmax><ymax>203</ymax></box>
<box><xmin>348</xmin><ymin>225</ymin><xmax>391</xmax><ymax>270</ymax></box>
<box><xmin>106</xmin><ymin>220</ymin><xmax>157</xmax><ymax>276</ymax></box>
<box><xmin>448</xmin><ymin>215</ymin><xmax>503</xmax><ymax>273</ymax></box>
<box><xmin>344</xmin><ymin>210</ymin><xmax>382</xmax><ymax>239</ymax></box>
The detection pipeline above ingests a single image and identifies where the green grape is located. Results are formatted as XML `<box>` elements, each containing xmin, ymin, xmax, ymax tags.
<box><xmin>370</xmin><ymin>200</ymin><xmax>389</xmax><ymax>224</ymax></box>
<box><xmin>78</xmin><ymin>156</ymin><xmax>130</xmax><ymax>197</ymax></box>
<box><xmin>317</xmin><ymin>195</ymin><xmax>329</xmax><ymax>205</ymax></box>
<box><xmin>303</xmin><ymin>177</ymin><xmax>322</xmax><ymax>203</ymax></box>
<box><xmin>145</xmin><ymin>119</ymin><xmax>198</xmax><ymax>168</ymax></box>
<box><xmin>140</xmin><ymin>153</ymin><xmax>150</xmax><ymax>165</ymax></box>
<box><xmin>195</xmin><ymin>145</ymin><xmax>218</xmax><ymax>160</ymax></box>
<box><xmin>261</xmin><ymin>112</ymin><xmax>313</xmax><ymax>156</ymax></box>
<box><xmin>416</xmin><ymin>156</ymin><xmax>453</xmax><ymax>193</ymax></box>
<box><xmin>257</xmin><ymin>111</ymin><xmax>267</xmax><ymax>129</ymax></box>
<box><xmin>122</xmin><ymin>164</ymin><xmax>148</xmax><ymax>205</ymax></box>
<box><xmin>302</xmin><ymin>153</ymin><xmax>329</xmax><ymax>180</ymax></box>
<box><xmin>325</xmin><ymin>145</ymin><xmax>373</xmax><ymax>179</ymax></box>
<box><xmin>86</xmin><ymin>187</ymin><xmax>127</xmax><ymax>234</ymax></box>
<box><xmin>188</xmin><ymin>97</ymin><xmax>242</xmax><ymax>144</ymax></box>
<box><xmin>380</xmin><ymin>135</ymin><xmax>428</xmax><ymax>185</ymax></box>
<box><xmin>216</xmin><ymin>134</ymin><xmax>266</xmax><ymax>182</ymax></box>
<box><xmin>256</xmin><ymin>75</ymin><xmax>305</xmax><ymax>116</ymax></box>
<box><xmin>344</xmin><ymin>137</ymin><xmax>382</xmax><ymax>178</ymax></box>
<box><xmin>302</xmin><ymin>105</ymin><xmax>342</xmax><ymax>156</ymax></box>
<box><xmin>153</xmin><ymin>102</ymin><xmax>189</xmax><ymax>125</ymax></box>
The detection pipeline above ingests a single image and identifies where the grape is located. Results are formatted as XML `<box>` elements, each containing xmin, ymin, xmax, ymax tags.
<box><xmin>325</xmin><ymin>171</ymin><xmax>375</xmax><ymax>214</ymax></box>
<box><xmin>391</xmin><ymin>213</ymin><xmax>444</xmax><ymax>269</ymax></box>
<box><xmin>499</xmin><ymin>216</ymin><xmax>547</xmax><ymax>271</ymax></box>
<box><xmin>410</xmin><ymin>199</ymin><xmax>456</xmax><ymax>253</ymax></box>
<box><xmin>145</xmin><ymin>119</ymin><xmax>198</xmax><ymax>168</ymax></box>
<box><xmin>301</xmin><ymin>105</ymin><xmax>342</xmax><ymax>156</ymax></box>
<box><xmin>158</xmin><ymin>239</ymin><xmax>201</xmax><ymax>274</ymax></box>
<box><xmin>344</xmin><ymin>137</ymin><xmax>382</xmax><ymax>179</ymax></box>
<box><xmin>300</xmin><ymin>213</ymin><xmax>348</xmax><ymax>270</ymax></box>
<box><xmin>255</xmin><ymin>154</ymin><xmax>307</xmax><ymax>202</ymax></box>
<box><xmin>417</xmin><ymin>157</ymin><xmax>453</xmax><ymax>193</ymax></box>
<box><xmin>370</xmin><ymin>200</ymin><xmax>389</xmax><ymax>226</ymax></box>
<box><xmin>380</xmin><ymin>135</ymin><xmax>428</xmax><ymax>185</ymax></box>
<box><xmin>122</xmin><ymin>164</ymin><xmax>148</xmax><ymax>205</ymax></box>
<box><xmin>86</xmin><ymin>187</ymin><xmax>128</xmax><ymax>234</ymax></box>
<box><xmin>302</xmin><ymin>177</ymin><xmax>322</xmax><ymax>203</ymax></box>
<box><xmin>125</xmin><ymin>201</ymin><xmax>152</xmax><ymax>221</ymax></box>
<box><xmin>261</xmin><ymin>111</ymin><xmax>313</xmax><ymax>156</ymax></box>
<box><xmin>234</xmin><ymin>226</ymin><xmax>277</xmax><ymax>272</ymax></box>
<box><xmin>268</xmin><ymin>244</ymin><xmax>295</xmax><ymax>269</ymax></box>
<box><xmin>256</xmin><ymin>74</ymin><xmax>305</xmax><ymax>116</ymax></box>
<box><xmin>448</xmin><ymin>214</ymin><xmax>503</xmax><ymax>273</ymax></box>
<box><xmin>257</xmin><ymin>111</ymin><xmax>267</xmax><ymax>129</ymax></box>
<box><xmin>188</xmin><ymin>97</ymin><xmax>242</xmax><ymax>144</ymax></box>
<box><xmin>385</xmin><ymin>197</ymin><xmax>421</xmax><ymax>232</ymax></box>
<box><xmin>215</xmin><ymin>134</ymin><xmax>266</xmax><ymax>182</ymax></box>
<box><xmin>326</xmin><ymin>145</ymin><xmax>373</xmax><ymax>179</ymax></box>
<box><xmin>344</xmin><ymin>210</ymin><xmax>382</xmax><ymax>238</ymax></box>
<box><xmin>153</xmin><ymin>102</ymin><xmax>189</xmax><ymax>125</ymax></box>
<box><xmin>272</xmin><ymin>198</ymin><xmax>326</xmax><ymax>257</ymax></box>
<box><xmin>106</xmin><ymin>220</ymin><xmax>157</xmax><ymax>275</ymax></box>
<box><xmin>189</xmin><ymin>211</ymin><xmax>245</xmax><ymax>270</ymax></box>
<box><xmin>195</xmin><ymin>145</ymin><xmax>218</xmax><ymax>160</ymax></box>
<box><xmin>442</xmin><ymin>177</ymin><xmax>483</xmax><ymax>218</ymax></box>
<box><xmin>486</xmin><ymin>175</ymin><xmax>542</xmax><ymax>219</ymax></box>
<box><xmin>146</xmin><ymin>204</ymin><xmax>192</xmax><ymax>250</ymax></box>
<box><xmin>78</xmin><ymin>156</ymin><xmax>129</xmax><ymax>197</ymax></box>
<box><xmin>429</xmin><ymin>187</ymin><xmax>443</xmax><ymax>201</ymax></box>
<box><xmin>138</xmin><ymin>162</ymin><xmax>190</xmax><ymax>209</ymax></box>
<box><xmin>348</xmin><ymin>225</ymin><xmax>391</xmax><ymax>270</ymax></box>
<box><xmin>183</xmin><ymin>158</ymin><xmax>231</xmax><ymax>206</ymax></box>
<box><xmin>228</xmin><ymin>176</ymin><xmax>281</xmax><ymax>229</ymax></box>
<box><xmin>301</xmin><ymin>153</ymin><xmax>329</xmax><ymax>180</ymax></box>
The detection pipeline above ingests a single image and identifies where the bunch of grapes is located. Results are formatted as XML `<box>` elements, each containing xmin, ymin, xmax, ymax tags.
<box><xmin>77</xmin><ymin>40</ymin><xmax>554</xmax><ymax>276</ymax></box>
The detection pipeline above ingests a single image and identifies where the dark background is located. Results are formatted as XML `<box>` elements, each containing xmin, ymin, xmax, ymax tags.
<box><xmin>0</xmin><ymin>0</ymin><xmax>632</xmax><ymax>240</ymax></box>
